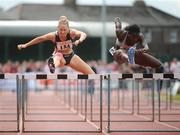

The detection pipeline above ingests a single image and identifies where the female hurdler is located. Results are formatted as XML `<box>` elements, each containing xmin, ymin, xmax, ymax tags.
<box><xmin>18</xmin><ymin>16</ymin><xmax>95</xmax><ymax>74</ymax></box>
<box><xmin>110</xmin><ymin>17</ymin><xmax>164</xmax><ymax>90</ymax></box>
<box><xmin>110</xmin><ymin>17</ymin><xmax>164</xmax><ymax>74</ymax></box>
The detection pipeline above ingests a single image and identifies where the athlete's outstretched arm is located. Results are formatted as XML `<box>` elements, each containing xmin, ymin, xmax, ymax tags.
<box><xmin>71</xmin><ymin>29</ymin><xmax>87</xmax><ymax>46</ymax></box>
<box><xmin>17</xmin><ymin>32</ymin><xmax>55</xmax><ymax>50</ymax></box>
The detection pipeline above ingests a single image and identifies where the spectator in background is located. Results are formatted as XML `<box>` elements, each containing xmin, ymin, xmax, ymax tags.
<box><xmin>164</xmin><ymin>62</ymin><xmax>171</xmax><ymax>73</ymax></box>
<box><xmin>0</xmin><ymin>63</ymin><xmax>3</xmax><ymax>73</ymax></box>
<box><xmin>170</xmin><ymin>58</ymin><xmax>180</xmax><ymax>73</ymax></box>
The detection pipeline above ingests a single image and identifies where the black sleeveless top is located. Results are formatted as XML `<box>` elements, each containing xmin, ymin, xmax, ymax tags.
<box><xmin>54</xmin><ymin>31</ymin><xmax>74</xmax><ymax>51</ymax></box>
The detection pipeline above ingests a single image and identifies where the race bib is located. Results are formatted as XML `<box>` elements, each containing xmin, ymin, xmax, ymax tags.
<box><xmin>109</xmin><ymin>46</ymin><xmax>116</xmax><ymax>56</ymax></box>
<box><xmin>56</xmin><ymin>40</ymin><xmax>73</xmax><ymax>51</ymax></box>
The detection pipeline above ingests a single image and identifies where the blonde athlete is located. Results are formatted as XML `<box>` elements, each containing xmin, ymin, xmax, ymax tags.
<box><xmin>18</xmin><ymin>16</ymin><xmax>94</xmax><ymax>74</ymax></box>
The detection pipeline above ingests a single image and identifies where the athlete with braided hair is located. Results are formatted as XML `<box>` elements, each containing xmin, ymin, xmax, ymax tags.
<box><xmin>110</xmin><ymin>17</ymin><xmax>164</xmax><ymax>74</ymax></box>
<box><xmin>109</xmin><ymin>17</ymin><xmax>164</xmax><ymax>90</ymax></box>
<box><xmin>18</xmin><ymin>16</ymin><xmax>94</xmax><ymax>74</ymax></box>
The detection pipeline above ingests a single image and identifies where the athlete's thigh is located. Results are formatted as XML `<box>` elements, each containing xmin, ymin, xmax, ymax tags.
<box><xmin>68</xmin><ymin>55</ymin><xmax>95</xmax><ymax>74</ymax></box>
<box><xmin>53</xmin><ymin>53</ymin><xmax>66</xmax><ymax>67</ymax></box>
<box><xmin>135</xmin><ymin>52</ymin><xmax>162</xmax><ymax>68</ymax></box>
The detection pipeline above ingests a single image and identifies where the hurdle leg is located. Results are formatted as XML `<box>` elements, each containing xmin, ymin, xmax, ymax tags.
<box><xmin>107</xmin><ymin>74</ymin><xmax>111</xmax><ymax>132</ymax></box>
<box><xmin>16</xmin><ymin>75</ymin><xmax>20</xmax><ymax>132</ymax></box>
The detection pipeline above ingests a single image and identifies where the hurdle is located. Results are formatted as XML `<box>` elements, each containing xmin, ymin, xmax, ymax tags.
<box><xmin>0</xmin><ymin>74</ymin><xmax>20</xmax><ymax>132</ymax></box>
<box><xmin>106</xmin><ymin>73</ymin><xmax>180</xmax><ymax>133</ymax></box>
<box><xmin>20</xmin><ymin>74</ymin><xmax>103</xmax><ymax>133</ymax></box>
<box><xmin>23</xmin><ymin>76</ymin><xmax>94</xmax><ymax>118</ymax></box>
<box><xmin>136</xmin><ymin>78</ymin><xmax>180</xmax><ymax>116</ymax></box>
<box><xmin>158</xmin><ymin>74</ymin><xmax>180</xmax><ymax>122</ymax></box>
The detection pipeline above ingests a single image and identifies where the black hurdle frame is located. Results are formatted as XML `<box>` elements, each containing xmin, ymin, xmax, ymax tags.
<box><xmin>21</xmin><ymin>74</ymin><xmax>103</xmax><ymax>133</ymax></box>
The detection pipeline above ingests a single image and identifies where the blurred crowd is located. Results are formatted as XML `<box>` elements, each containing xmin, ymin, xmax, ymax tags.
<box><xmin>0</xmin><ymin>58</ymin><xmax>180</xmax><ymax>74</ymax></box>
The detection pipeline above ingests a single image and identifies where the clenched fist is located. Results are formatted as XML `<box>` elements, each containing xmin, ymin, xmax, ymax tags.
<box><xmin>17</xmin><ymin>44</ymin><xmax>27</xmax><ymax>50</ymax></box>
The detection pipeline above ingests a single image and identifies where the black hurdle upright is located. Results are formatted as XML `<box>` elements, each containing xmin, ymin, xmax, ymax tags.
<box><xmin>21</xmin><ymin>73</ymin><xmax>103</xmax><ymax>133</ymax></box>
<box><xmin>0</xmin><ymin>74</ymin><xmax>20</xmax><ymax>132</ymax></box>
<box><xmin>159</xmin><ymin>73</ymin><xmax>180</xmax><ymax>122</ymax></box>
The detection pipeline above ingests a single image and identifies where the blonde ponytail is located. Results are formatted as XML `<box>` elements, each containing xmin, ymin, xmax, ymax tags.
<box><xmin>58</xmin><ymin>16</ymin><xmax>69</xmax><ymax>28</ymax></box>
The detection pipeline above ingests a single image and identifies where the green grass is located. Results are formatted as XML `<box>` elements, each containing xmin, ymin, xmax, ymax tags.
<box><xmin>144</xmin><ymin>92</ymin><xmax>180</xmax><ymax>102</ymax></box>
<box><xmin>161</xmin><ymin>93</ymin><xmax>180</xmax><ymax>102</ymax></box>
<box><xmin>171</xmin><ymin>94</ymin><xmax>180</xmax><ymax>101</ymax></box>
